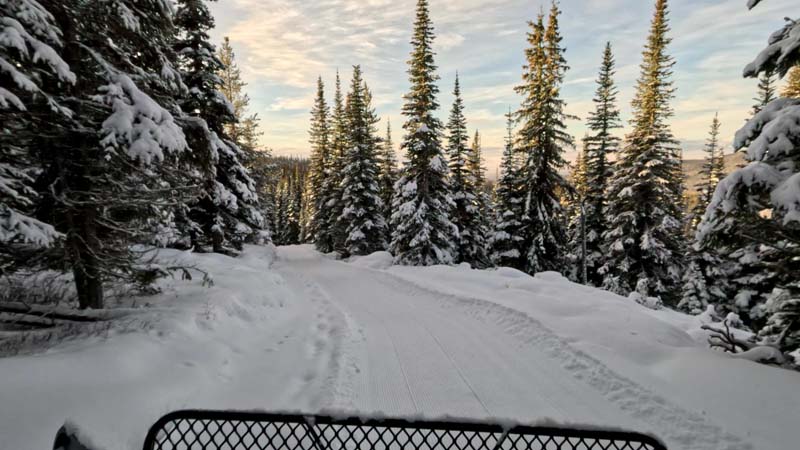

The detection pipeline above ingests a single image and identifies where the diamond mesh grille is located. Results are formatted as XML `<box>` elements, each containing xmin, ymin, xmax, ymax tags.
<box><xmin>143</xmin><ymin>411</ymin><xmax>667</xmax><ymax>450</ymax></box>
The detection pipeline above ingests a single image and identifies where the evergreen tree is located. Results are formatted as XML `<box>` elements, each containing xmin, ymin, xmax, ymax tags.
<box><xmin>377</xmin><ymin>120</ymin><xmax>399</xmax><ymax>241</ymax></box>
<box><xmin>679</xmin><ymin>114</ymin><xmax>728</xmax><ymax>313</ymax></box>
<box><xmin>317</xmin><ymin>71</ymin><xmax>349</xmax><ymax>254</ymax></box>
<box><xmin>489</xmin><ymin>109</ymin><xmax>525</xmax><ymax>268</ymax></box>
<box><xmin>753</xmin><ymin>70</ymin><xmax>777</xmax><ymax>115</ymax></box>
<box><xmin>466</xmin><ymin>130</ymin><xmax>491</xmax><ymax>268</ymax></box>
<box><xmin>217</xmin><ymin>37</ymin><xmax>263</xmax><ymax>154</ymax></box>
<box><xmin>565</xmin><ymin>142</ymin><xmax>588</xmax><ymax>282</ymax></box>
<box><xmin>514</xmin><ymin>5</ymin><xmax>572</xmax><ymax>274</ymax></box>
<box><xmin>390</xmin><ymin>0</ymin><xmax>457</xmax><ymax>266</ymax></box>
<box><xmin>781</xmin><ymin>65</ymin><xmax>800</xmax><ymax>98</ymax></box>
<box><xmin>688</xmin><ymin>114</ymin><xmax>725</xmax><ymax>231</ymax></box>
<box><xmin>699</xmin><ymin>0</ymin><xmax>800</xmax><ymax>352</ymax></box>
<box><xmin>307</xmin><ymin>76</ymin><xmax>331</xmax><ymax>245</ymax></box>
<box><xmin>174</xmin><ymin>0</ymin><xmax>263</xmax><ymax>253</ymax></box>
<box><xmin>1</xmin><ymin>0</ymin><xmax>70</xmax><ymax>268</ymax></box>
<box><xmin>28</xmin><ymin>0</ymin><xmax>192</xmax><ymax>308</ymax></box>
<box><xmin>601</xmin><ymin>0</ymin><xmax>685</xmax><ymax>304</ymax></box>
<box><xmin>338</xmin><ymin>66</ymin><xmax>387</xmax><ymax>256</ymax></box>
<box><xmin>445</xmin><ymin>75</ymin><xmax>486</xmax><ymax>266</ymax></box>
<box><xmin>580</xmin><ymin>42</ymin><xmax>622</xmax><ymax>286</ymax></box>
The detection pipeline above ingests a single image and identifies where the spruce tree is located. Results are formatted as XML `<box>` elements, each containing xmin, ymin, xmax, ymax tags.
<box><xmin>679</xmin><ymin>115</ymin><xmax>729</xmax><ymax>313</ymax></box>
<box><xmin>699</xmin><ymin>0</ymin><xmax>800</xmax><ymax>352</ymax></box>
<box><xmin>217</xmin><ymin>37</ymin><xmax>263</xmax><ymax>154</ymax></box>
<box><xmin>601</xmin><ymin>0</ymin><xmax>685</xmax><ymax>304</ymax></box>
<box><xmin>1</xmin><ymin>0</ymin><xmax>70</xmax><ymax>268</ymax></box>
<box><xmin>565</xmin><ymin>142</ymin><xmax>588</xmax><ymax>282</ymax></box>
<box><xmin>317</xmin><ymin>72</ymin><xmax>349</xmax><ymax>254</ymax></box>
<box><xmin>377</xmin><ymin>120</ymin><xmax>399</xmax><ymax>240</ymax></box>
<box><xmin>445</xmin><ymin>75</ymin><xmax>486</xmax><ymax>266</ymax></box>
<box><xmin>489</xmin><ymin>109</ymin><xmax>525</xmax><ymax>268</ymax></box>
<box><xmin>466</xmin><ymin>130</ymin><xmax>491</xmax><ymax>268</ymax></box>
<box><xmin>753</xmin><ymin>70</ymin><xmax>777</xmax><ymax>115</ymax></box>
<box><xmin>390</xmin><ymin>0</ymin><xmax>457</xmax><ymax>266</ymax></box>
<box><xmin>307</xmin><ymin>76</ymin><xmax>330</xmax><ymax>246</ymax></box>
<box><xmin>514</xmin><ymin>5</ymin><xmax>572</xmax><ymax>274</ymax></box>
<box><xmin>688</xmin><ymin>114</ymin><xmax>724</xmax><ymax>232</ymax></box>
<box><xmin>30</xmin><ymin>0</ymin><xmax>192</xmax><ymax>308</ymax></box>
<box><xmin>781</xmin><ymin>65</ymin><xmax>800</xmax><ymax>98</ymax></box>
<box><xmin>175</xmin><ymin>0</ymin><xmax>264</xmax><ymax>253</ymax></box>
<box><xmin>338</xmin><ymin>66</ymin><xmax>387</xmax><ymax>256</ymax></box>
<box><xmin>581</xmin><ymin>42</ymin><xmax>621</xmax><ymax>286</ymax></box>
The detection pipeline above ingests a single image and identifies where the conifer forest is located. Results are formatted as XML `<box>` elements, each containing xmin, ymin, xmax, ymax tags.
<box><xmin>1</xmin><ymin>1</ymin><xmax>799</xmax><ymax>449</ymax></box>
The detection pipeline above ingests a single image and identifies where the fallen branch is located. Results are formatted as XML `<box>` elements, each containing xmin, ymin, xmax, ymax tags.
<box><xmin>0</xmin><ymin>302</ymin><xmax>123</xmax><ymax>322</ymax></box>
<box><xmin>701</xmin><ymin>320</ymin><xmax>753</xmax><ymax>353</ymax></box>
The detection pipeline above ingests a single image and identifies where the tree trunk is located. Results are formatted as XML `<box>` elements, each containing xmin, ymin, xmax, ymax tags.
<box><xmin>67</xmin><ymin>210</ymin><xmax>104</xmax><ymax>310</ymax></box>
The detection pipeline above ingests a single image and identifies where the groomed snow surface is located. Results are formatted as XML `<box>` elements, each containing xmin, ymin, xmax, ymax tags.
<box><xmin>1</xmin><ymin>245</ymin><xmax>798</xmax><ymax>450</ymax></box>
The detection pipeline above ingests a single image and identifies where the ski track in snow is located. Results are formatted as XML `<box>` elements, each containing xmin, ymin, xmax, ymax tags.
<box><xmin>273</xmin><ymin>246</ymin><xmax>753</xmax><ymax>450</ymax></box>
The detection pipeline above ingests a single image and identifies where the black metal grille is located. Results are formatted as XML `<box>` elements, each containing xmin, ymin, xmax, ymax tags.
<box><xmin>143</xmin><ymin>410</ymin><xmax>667</xmax><ymax>450</ymax></box>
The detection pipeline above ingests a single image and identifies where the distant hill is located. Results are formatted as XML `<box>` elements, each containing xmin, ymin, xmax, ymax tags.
<box><xmin>683</xmin><ymin>152</ymin><xmax>746</xmax><ymax>192</ymax></box>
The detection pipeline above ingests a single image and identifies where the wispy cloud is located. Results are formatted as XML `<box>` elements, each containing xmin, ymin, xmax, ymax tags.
<box><xmin>209</xmin><ymin>0</ymin><xmax>796</xmax><ymax>174</ymax></box>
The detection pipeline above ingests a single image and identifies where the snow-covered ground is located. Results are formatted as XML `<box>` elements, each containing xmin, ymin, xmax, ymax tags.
<box><xmin>1</xmin><ymin>245</ymin><xmax>797</xmax><ymax>450</ymax></box>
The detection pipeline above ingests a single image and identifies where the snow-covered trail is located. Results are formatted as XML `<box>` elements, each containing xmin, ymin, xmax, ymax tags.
<box><xmin>274</xmin><ymin>246</ymin><xmax>752</xmax><ymax>450</ymax></box>
<box><xmin>0</xmin><ymin>248</ymin><xmax>343</xmax><ymax>450</ymax></box>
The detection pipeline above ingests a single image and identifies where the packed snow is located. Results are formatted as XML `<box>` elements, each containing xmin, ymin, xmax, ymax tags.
<box><xmin>0</xmin><ymin>245</ymin><xmax>798</xmax><ymax>450</ymax></box>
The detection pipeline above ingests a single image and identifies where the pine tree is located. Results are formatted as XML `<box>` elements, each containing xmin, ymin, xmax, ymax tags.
<box><xmin>317</xmin><ymin>72</ymin><xmax>349</xmax><ymax>254</ymax></box>
<box><xmin>466</xmin><ymin>130</ymin><xmax>491</xmax><ymax>268</ymax></box>
<box><xmin>1</xmin><ymin>0</ymin><xmax>70</xmax><ymax>268</ymax></box>
<box><xmin>514</xmin><ymin>5</ymin><xmax>572</xmax><ymax>274</ymax></box>
<box><xmin>338</xmin><ymin>66</ymin><xmax>387</xmax><ymax>256</ymax></box>
<box><xmin>390</xmin><ymin>0</ymin><xmax>457</xmax><ymax>266</ymax></box>
<box><xmin>217</xmin><ymin>37</ymin><xmax>263</xmax><ymax>154</ymax></box>
<box><xmin>781</xmin><ymin>65</ymin><xmax>800</xmax><ymax>98</ymax></box>
<box><xmin>699</xmin><ymin>0</ymin><xmax>800</xmax><ymax>352</ymax></box>
<box><xmin>753</xmin><ymin>70</ymin><xmax>776</xmax><ymax>115</ymax></box>
<box><xmin>307</xmin><ymin>76</ymin><xmax>331</xmax><ymax>245</ymax></box>
<box><xmin>445</xmin><ymin>75</ymin><xmax>486</xmax><ymax>266</ymax></box>
<box><xmin>565</xmin><ymin>142</ymin><xmax>588</xmax><ymax>282</ymax></box>
<box><xmin>601</xmin><ymin>0</ymin><xmax>685</xmax><ymax>304</ymax></box>
<box><xmin>688</xmin><ymin>114</ymin><xmax>725</xmax><ymax>231</ymax></box>
<box><xmin>679</xmin><ymin>114</ymin><xmax>728</xmax><ymax>313</ymax></box>
<box><xmin>377</xmin><ymin>120</ymin><xmax>398</xmax><ymax>241</ymax></box>
<box><xmin>28</xmin><ymin>0</ymin><xmax>193</xmax><ymax>308</ymax></box>
<box><xmin>174</xmin><ymin>0</ymin><xmax>264</xmax><ymax>253</ymax></box>
<box><xmin>489</xmin><ymin>109</ymin><xmax>525</xmax><ymax>268</ymax></box>
<box><xmin>580</xmin><ymin>42</ymin><xmax>622</xmax><ymax>286</ymax></box>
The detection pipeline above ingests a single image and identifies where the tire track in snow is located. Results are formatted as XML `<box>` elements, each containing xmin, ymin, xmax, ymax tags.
<box><xmin>375</xmin><ymin>268</ymin><xmax>753</xmax><ymax>450</ymax></box>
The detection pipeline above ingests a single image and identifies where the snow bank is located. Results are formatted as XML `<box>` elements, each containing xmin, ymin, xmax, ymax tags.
<box><xmin>0</xmin><ymin>245</ymin><xmax>308</xmax><ymax>450</ymax></box>
<box><xmin>348</xmin><ymin>251</ymin><xmax>394</xmax><ymax>270</ymax></box>
<box><xmin>383</xmin><ymin>263</ymin><xmax>800</xmax><ymax>450</ymax></box>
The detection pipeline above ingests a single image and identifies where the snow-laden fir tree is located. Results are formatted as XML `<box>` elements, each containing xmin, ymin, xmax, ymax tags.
<box><xmin>377</xmin><ymin>120</ymin><xmax>398</xmax><ymax>241</ymax></box>
<box><xmin>514</xmin><ymin>5</ymin><xmax>572</xmax><ymax>274</ymax></box>
<box><xmin>601</xmin><ymin>0</ymin><xmax>685</xmax><ymax>304</ymax></box>
<box><xmin>679</xmin><ymin>114</ymin><xmax>729</xmax><ymax>314</ymax></box>
<box><xmin>699</xmin><ymin>0</ymin><xmax>800</xmax><ymax>356</ymax></box>
<box><xmin>338</xmin><ymin>67</ymin><xmax>387</xmax><ymax>256</ymax></box>
<box><xmin>390</xmin><ymin>0</ymin><xmax>457</xmax><ymax>265</ymax></box>
<box><xmin>174</xmin><ymin>0</ymin><xmax>263</xmax><ymax>253</ymax></box>
<box><xmin>467</xmin><ymin>130</ymin><xmax>491</xmax><ymax>268</ymax></box>
<box><xmin>27</xmin><ymin>0</ymin><xmax>193</xmax><ymax>308</ymax></box>
<box><xmin>753</xmin><ymin>70</ymin><xmax>777</xmax><ymax>115</ymax></box>
<box><xmin>580</xmin><ymin>42</ymin><xmax>622</xmax><ymax>286</ymax></box>
<box><xmin>688</xmin><ymin>114</ymin><xmax>725</xmax><ymax>232</ymax></box>
<box><xmin>489</xmin><ymin>109</ymin><xmax>525</xmax><ymax>268</ymax></box>
<box><xmin>565</xmin><ymin>142</ymin><xmax>588</xmax><ymax>282</ymax></box>
<box><xmin>781</xmin><ymin>65</ymin><xmax>800</xmax><ymax>99</ymax></box>
<box><xmin>1</xmin><ymin>0</ymin><xmax>71</xmax><ymax>266</ymax></box>
<box><xmin>307</xmin><ymin>76</ymin><xmax>331</xmax><ymax>245</ymax></box>
<box><xmin>445</xmin><ymin>75</ymin><xmax>487</xmax><ymax>267</ymax></box>
<box><xmin>317</xmin><ymin>72</ymin><xmax>349</xmax><ymax>254</ymax></box>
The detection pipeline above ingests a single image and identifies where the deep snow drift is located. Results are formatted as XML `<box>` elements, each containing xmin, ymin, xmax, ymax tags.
<box><xmin>0</xmin><ymin>245</ymin><xmax>797</xmax><ymax>450</ymax></box>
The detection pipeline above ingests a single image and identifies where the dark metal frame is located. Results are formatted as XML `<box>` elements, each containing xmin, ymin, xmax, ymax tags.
<box><xmin>143</xmin><ymin>410</ymin><xmax>667</xmax><ymax>450</ymax></box>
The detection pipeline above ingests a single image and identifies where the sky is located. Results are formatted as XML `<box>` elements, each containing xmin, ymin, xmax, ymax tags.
<box><xmin>208</xmin><ymin>0</ymin><xmax>795</xmax><ymax>177</ymax></box>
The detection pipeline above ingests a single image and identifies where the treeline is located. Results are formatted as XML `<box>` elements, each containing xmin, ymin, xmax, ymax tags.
<box><xmin>1</xmin><ymin>0</ymin><xmax>272</xmax><ymax>309</ymax></box>
<box><xmin>293</xmin><ymin>0</ymin><xmax>798</xmax><ymax>360</ymax></box>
